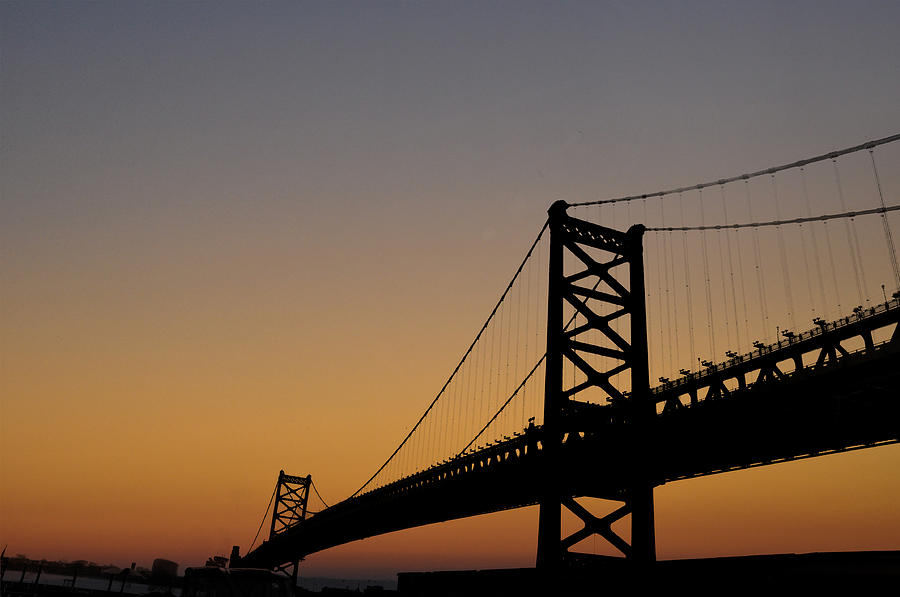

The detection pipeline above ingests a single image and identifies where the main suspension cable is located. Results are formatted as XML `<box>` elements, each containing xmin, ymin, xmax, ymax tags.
<box><xmin>311</xmin><ymin>479</ymin><xmax>330</xmax><ymax>509</ymax></box>
<box><xmin>646</xmin><ymin>205</ymin><xmax>900</xmax><ymax>231</ymax></box>
<box><xmin>458</xmin><ymin>265</ymin><xmax>610</xmax><ymax>455</ymax></box>
<box><xmin>248</xmin><ymin>486</ymin><xmax>277</xmax><ymax>551</ymax></box>
<box><xmin>570</xmin><ymin>133</ymin><xmax>900</xmax><ymax>208</ymax></box>
<box><xmin>458</xmin><ymin>355</ymin><xmax>545</xmax><ymax>455</ymax></box>
<box><xmin>350</xmin><ymin>220</ymin><xmax>550</xmax><ymax>497</ymax></box>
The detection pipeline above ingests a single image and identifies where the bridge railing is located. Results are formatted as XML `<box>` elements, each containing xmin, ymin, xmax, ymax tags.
<box><xmin>650</xmin><ymin>296</ymin><xmax>899</xmax><ymax>397</ymax></box>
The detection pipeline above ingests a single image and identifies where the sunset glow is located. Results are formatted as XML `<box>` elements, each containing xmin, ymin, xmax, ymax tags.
<box><xmin>2</xmin><ymin>1</ymin><xmax>899</xmax><ymax>580</ymax></box>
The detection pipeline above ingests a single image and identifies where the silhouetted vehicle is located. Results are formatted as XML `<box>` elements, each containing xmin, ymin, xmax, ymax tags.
<box><xmin>182</xmin><ymin>567</ymin><xmax>293</xmax><ymax>597</ymax></box>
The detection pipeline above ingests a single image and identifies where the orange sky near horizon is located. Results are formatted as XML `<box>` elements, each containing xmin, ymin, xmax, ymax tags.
<box><xmin>2</xmin><ymin>439</ymin><xmax>898</xmax><ymax>575</ymax></box>
<box><xmin>2</xmin><ymin>1</ymin><xmax>899</xmax><ymax>580</ymax></box>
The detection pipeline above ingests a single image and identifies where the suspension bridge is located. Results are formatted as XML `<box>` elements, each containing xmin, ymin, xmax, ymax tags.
<box><xmin>231</xmin><ymin>134</ymin><xmax>900</xmax><ymax>579</ymax></box>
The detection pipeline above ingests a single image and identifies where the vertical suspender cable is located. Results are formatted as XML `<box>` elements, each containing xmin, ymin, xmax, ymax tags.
<box><xmin>656</xmin><ymin>224</ymin><xmax>669</xmax><ymax>372</ymax></box>
<box><xmin>770</xmin><ymin>174</ymin><xmax>795</xmax><ymax>331</ymax></box>
<box><xmin>413</xmin><ymin>417</ymin><xmax>419</xmax><ymax>475</ymax></box>
<box><xmin>679</xmin><ymin>193</ymin><xmax>696</xmax><ymax>370</ymax></box>
<box><xmin>426</xmin><ymin>396</ymin><xmax>434</xmax><ymax>469</ymax></box>
<box><xmin>423</xmin><ymin>409</ymin><xmax>432</xmax><ymax>469</ymax></box>
<box><xmin>484</xmin><ymin>316</ymin><xmax>493</xmax><ymax>444</ymax></box>
<box><xmin>414</xmin><ymin>415</ymin><xmax>421</xmax><ymax>473</ymax></box>
<box><xmin>496</xmin><ymin>302</ymin><xmax>504</xmax><ymax>438</ymax></box>
<box><xmin>439</xmin><ymin>383</ymin><xmax>447</xmax><ymax>463</ymax></box>
<box><xmin>796</xmin><ymin>208</ymin><xmax>815</xmax><ymax>321</ymax></box>
<box><xmin>522</xmin><ymin>251</ymin><xmax>531</xmax><ymax>430</ymax></box>
<box><xmin>486</xmin><ymin>321</ymin><xmax>496</xmax><ymax>444</ymax></box>
<box><xmin>443</xmin><ymin>377</ymin><xmax>451</xmax><ymax>462</ymax></box>
<box><xmin>503</xmin><ymin>292</ymin><xmax>518</xmax><ymax>428</ymax></box>
<box><xmin>440</xmin><ymin>382</ymin><xmax>452</xmax><ymax>460</ymax></box>
<box><xmin>655</xmin><ymin>200</ymin><xmax>666</xmax><ymax>374</ymax></box>
<box><xmin>463</xmin><ymin>335</ymin><xmax>473</xmax><ymax>454</ymax></box>
<box><xmin>745</xmin><ymin>179</ymin><xmax>770</xmax><ymax>340</ymax></box>
<box><xmin>532</xmin><ymin>233</ymin><xmax>539</xmax><ymax>386</ymax></box>
<box><xmin>668</xmin><ymin>227</ymin><xmax>679</xmax><ymax>375</ymax></box>
<box><xmin>473</xmin><ymin>324</ymin><xmax>484</xmax><ymax>451</ymax></box>
<box><xmin>459</xmin><ymin>362</ymin><xmax>466</xmax><ymax>454</ymax></box>
<box><xmin>433</xmin><ymin>382</ymin><xmax>441</xmax><ymax>466</ymax></box>
<box><xmin>714</xmin><ymin>194</ymin><xmax>731</xmax><ymax>352</ymax></box>
<box><xmin>504</xmin><ymin>296</ymin><xmax>512</xmax><ymax>434</ymax></box>
<box><xmin>832</xmin><ymin>159</ymin><xmax>866</xmax><ymax>306</ymax></box>
<box><xmin>660</xmin><ymin>227</ymin><xmax>670</xmax><ymax>374</ymax></box>
<box><xmin>698</xmin><ymin>190</ymin><xmax>716</xmax><ymax>359</ymax></box>
<box><xmin>642</xmin><ymin>198</ymin><xmax>653</xmax><ymax>378</ymax></box>
<box><xmin>398</xmin><ymin>426</ymin><xmax>405</xmax><ymax>481</ymax></box>
<box><xmin>868</xmin><ymin>148</ymin><xmax>900</xmax><ymax>290</ymax></box>
<box><xmin>536</xmin><ymin>236</ymin><xmax>543</xmax><ymax>423</ymax></box>
<box><xmin>489</xmin><ymin>299</ymin><xmax>498</xmax><ymax>438</ymax></box>
<box><xmin>823</xmin><ymin>213</ymin><xmax>843</xmax><ymax>318</ymax></box>
<box><xmin>515</xmin><ymin>268</ymin><xmax>522</xmax><ymax>429</ymax></box>
<box><xmin>440</xmin><ymin>377</ymin><xmax>448</xmax><ymax>461</ymax></box>
<box><xmin>720</xmin><ymin>185</ymin><xmax>742</xmax><ymax>350</ymax></box>
<box><xmin>452</xmin><ymin>358</ymin><xmax>461</xmax><ymax>456</ymax></box>
<box><xmin>660</xmin><ymin>199</ymin><xmax>675</xmax><ymax>374</ymax></box>
<box><xmin>794</xmin><ymin>169</ymin><xmax>816</xmax><ymax>319</ymax></box>
<box><xmin>502</xmin><ymin>299</ymin><xmax>510</xmax><ymax>435</ymax></box>
<box><xmin>479</xmin><ymin>328</ymin><xmax>488</xmax><ymax>449</ymax></box>
<box><xmin>430</xmin><ymin>385</ymin><xmax>437</xmax><ymax>466</ymax></box>
<box><xmin>401</xmin><ymin>425</ymin><xmax>409</xmax><ymax>481</ymax></box>
<box><xmin>800</xmin><ymin>168</ymin><xmax>828</xmax><ymax>318</ymax></box>
<box><xmin>430</xmin><ymin>401</ymin><xmax>437</xmax><ymax>466</ymax></box>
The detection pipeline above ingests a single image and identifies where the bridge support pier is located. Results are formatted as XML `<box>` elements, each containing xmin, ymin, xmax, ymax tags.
<box><xmin>537</xmin><ymin>200</ymin><xmax>656</xmax><ymax>568</ymax></box>
<box><xmin>290</xmin><ymin>560</ymin><xmax>299</xmax><ymax>588</ymax></box>
<box><xmin>629</xmin><ymin>483</ymin><xmax>656</xmax><ymax>562</ymax></box>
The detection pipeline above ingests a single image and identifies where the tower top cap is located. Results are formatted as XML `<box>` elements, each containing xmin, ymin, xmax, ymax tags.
<box><xmin>548</xmin><ymin>200</ymin><xmax>569</xmax><ymax>217</ymax></box>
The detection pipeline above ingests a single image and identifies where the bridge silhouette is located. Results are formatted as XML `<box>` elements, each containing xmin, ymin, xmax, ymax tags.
<box><xmin>232</xmin><ymin>134</ymin><xmax>900</xmax><ymax>579</ymax></box>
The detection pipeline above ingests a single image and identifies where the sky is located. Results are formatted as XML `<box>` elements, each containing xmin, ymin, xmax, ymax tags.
<box><xmin>2</xmin><ymin>0</ymin><xmax>899</xmax><ymax>580</ymax></box>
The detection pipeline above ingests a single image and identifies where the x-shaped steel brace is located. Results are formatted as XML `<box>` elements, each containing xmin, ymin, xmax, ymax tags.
<box><xmin>560</xmin><ymin>496</ymin><xmax>632</xmax><ymax>558</ymax></box>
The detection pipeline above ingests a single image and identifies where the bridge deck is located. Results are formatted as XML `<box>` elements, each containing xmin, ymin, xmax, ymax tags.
<box><xmin>239</xmin><ymin>305</ymin><xmax>900</xmax><ymax>569</ymax></box>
